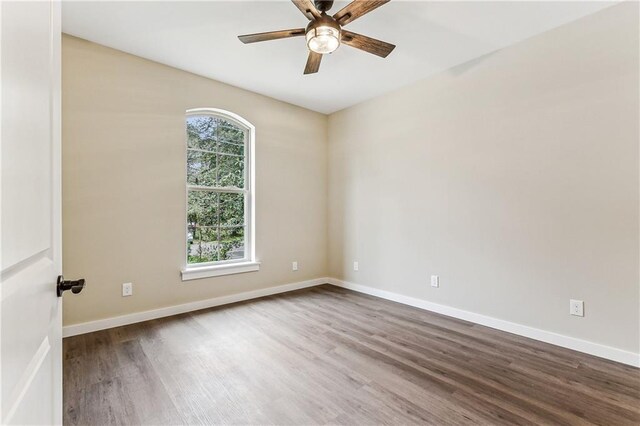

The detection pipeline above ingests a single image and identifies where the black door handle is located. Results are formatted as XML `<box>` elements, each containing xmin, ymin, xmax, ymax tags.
<box><xmin>57</xmin><ymin>275</ymin><xmax>85</xmax><ymax>297</ymax></box>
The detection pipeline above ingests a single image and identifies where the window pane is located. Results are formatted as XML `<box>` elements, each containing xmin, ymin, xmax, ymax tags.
<box><xmin>218</xmin><ymin>154</ymin><xmax>244</xmax><ymax>188</ymax></box>
<box><xmin>187</xmin><ymin>150</ymin><xmax>217</xmax><ymax>187</ymax></box>
<box><xmin>217</xmin><ymin>124</ymin><xmax>245</xmax><ymax>145</ymax></box>
<box><xmin>187</xmin><ymin>116</ymin><xmax>246</xmax><ymax>151</ymax></box>
<box><xmin>218</xmin><ymin>140</ymin><xmax>244</xmax><ymax>156</ymax></box>
<box><xmin>188</xmin><ymin>226</ymin><xmax>218</xmax><ymax>264</ymax></box>
<box><xmin>219</xmin><ymin>192</ymin><xmax>244</xmax><ymax>226</ymax></box>
<box><xmin>219</xmin><ymin>226</ymin><xmax>245</xmax><ymax>261</ymax></box>
<box><xmin>187</xmin><ymin>116</ymin><xmax>217</xmax><ymax>151</ymax></box>
<box><xmin>187</xmin><ymin>191</ymin><xmax>219</xmax><ymax>227</ymax></box>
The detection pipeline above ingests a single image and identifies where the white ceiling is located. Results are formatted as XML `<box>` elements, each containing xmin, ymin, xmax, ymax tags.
<box><xmin>62</xmin><ymin>1</ymin><xmax>615</xmax><ymax>114</ymax></box>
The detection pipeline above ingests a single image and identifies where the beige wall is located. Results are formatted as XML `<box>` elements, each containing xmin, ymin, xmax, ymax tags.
<box><xmin>62</xmin><ymin>35</ymin><xmax>328</xmax><ymax>325</ymax></box>
<box><xmin>328</xmin><ymin>3</ymin><xmax>639</xmax><ymax>352</ymax></box>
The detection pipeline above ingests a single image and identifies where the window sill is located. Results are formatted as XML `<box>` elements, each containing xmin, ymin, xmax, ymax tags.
<box><xmin>181</xmin><ymin>261</ymin><xmax>261</xmax><ymax>281</ymax></box>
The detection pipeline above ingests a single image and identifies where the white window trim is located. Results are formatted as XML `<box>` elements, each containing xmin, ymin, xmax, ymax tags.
<box><xmin>182</xmin><ymin>108</ymin><xmax>258</xmax><ymax>281</ymax></box>
<box><xmin>181</xmin><ymin>261</ymin><xmax>261</xmax><ymax>281</ymax></box>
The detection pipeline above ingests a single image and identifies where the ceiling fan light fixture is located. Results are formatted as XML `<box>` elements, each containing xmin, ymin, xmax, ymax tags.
<box><xmin>306</xmin><ymin>25</ymin><xmax>340</xmax><ymax>54</ymax></box>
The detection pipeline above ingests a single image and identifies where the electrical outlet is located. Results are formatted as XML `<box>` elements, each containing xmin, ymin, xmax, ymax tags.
<box><xmin>431</xmin><ymin>275</ymin><xmax>439</xmax><ymax>288</ymax></box>
<box><xmin>353</xmin><ymin>261</ymin><xmax>359</xmax><ymax>271</ymax></box>
<box><xmin>570</xmin><ymin>299</ymin><xmax>584</xmax><ymax>317</ymax></box>
<box><xmin>292</xmin><ymin>261</ymin><xmax>298</xmax><ymax>271</ymax></box>
<box><xmin>122</xmin><ymin>282</ymin><xmax>133</xmax><ymax>297</ymax></box>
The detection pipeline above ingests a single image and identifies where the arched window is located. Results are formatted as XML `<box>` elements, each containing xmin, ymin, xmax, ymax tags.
<box><xmin>182</xmin><ymin>108</ymin><xmax>257</xmax><ymax>280</ymax></box>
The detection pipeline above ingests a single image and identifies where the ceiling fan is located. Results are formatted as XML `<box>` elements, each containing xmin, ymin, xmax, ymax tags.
<box><xmin>238</xmin><ymin>0</ymin><xmax>395</xmax><ymax>75</ymax></box>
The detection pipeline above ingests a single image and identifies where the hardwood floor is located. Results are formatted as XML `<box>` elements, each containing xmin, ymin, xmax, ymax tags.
<box><xmin>64</xmin><ymin>285</ymin><xmax>640</xmax><ymax>425</ymax></box>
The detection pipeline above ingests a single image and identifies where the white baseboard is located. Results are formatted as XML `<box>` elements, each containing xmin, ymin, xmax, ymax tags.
<box><xmin>63</xmin><ymin>276</ymin><xmax>639</xmax><ymax>368</ymax></box>
<box><xmin>327</xmin><ymin>278</ymin><xmax>640</xmax><ymax>368</ymax></box>
<box><xmin>62</xmin><ymin>277</ymin><xmax>329</xmax><ymax>338</ymax></box>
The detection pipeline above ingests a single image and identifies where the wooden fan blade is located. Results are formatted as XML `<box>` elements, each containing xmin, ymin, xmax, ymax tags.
<box><xmin>341</xmin><ymin>30</ymin><xmax>395</xmax><ymax>58</ymax></box>
<box><xmin>333</xmin><ymin>0</ymin><xmax>389</xmax><ymax>26</ymax></box>
<box><xmin>304</xmin><ymin>51</ymin><xmax>322</xmax><ymax>74</ymax></box>
<box><xmin>238</xmin><ymin>28</ymin><xmax>306</xmax><ymax>44</ymax></box>
<box><xmin>291</xmin><ymin>0</ymin><xmax>321</xmax><ymax>20</ymax></box>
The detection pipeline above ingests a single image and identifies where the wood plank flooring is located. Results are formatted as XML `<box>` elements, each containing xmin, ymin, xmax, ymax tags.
<box><xmin>64</xmin><ymin>285</ymin><xmax>640</xmax><ymax>425</ymax></box>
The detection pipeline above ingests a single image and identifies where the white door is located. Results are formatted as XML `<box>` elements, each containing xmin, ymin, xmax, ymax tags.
<box><xmin>1</xmin><ymin>1</ymin><xmax>63</xmax><ymax>424</ymax></box>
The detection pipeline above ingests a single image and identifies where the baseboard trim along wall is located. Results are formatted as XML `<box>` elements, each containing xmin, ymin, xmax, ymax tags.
<box><xmin>62</xmin><ymin>278</ymin><xmax>328</xmax><ymax>338</ymax></box>
<box><xmin>327</xmin><ymin>278</ymin><xmax>640</xmax><ymax>368</ymax></box>
<box><xmin>63</xmin><ymin>277</ymin><xmax>640</xmax><ymax>367</ymax></box>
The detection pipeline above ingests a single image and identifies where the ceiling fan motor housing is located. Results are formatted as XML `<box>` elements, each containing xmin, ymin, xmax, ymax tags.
<box><xmin>314</xmin><ymin>0</ymin><xmax>334</xmax><ymax>13</ymax></box>
<box><xmin>306</xmin><ymin>13</ymin><xmax>341</xmax><ymax>35</ymax></box>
